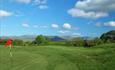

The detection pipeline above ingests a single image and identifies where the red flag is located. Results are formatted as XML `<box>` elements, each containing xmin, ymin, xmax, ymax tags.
<box><xmin>5</xmin><ymin>39</ymin><xmax>11</xmax><ymax>47</ymax></box>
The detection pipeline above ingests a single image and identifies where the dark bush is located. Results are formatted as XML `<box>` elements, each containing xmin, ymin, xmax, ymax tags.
<box><xmin>100</xmin><ymin>30</ymin><xmax>115</xmax><ymax>43</ymax></box>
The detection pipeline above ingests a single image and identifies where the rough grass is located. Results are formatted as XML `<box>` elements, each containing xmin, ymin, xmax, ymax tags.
<box><xmin>0</xmin><ymin>43</ymin><xmax>115</xmax><ymax>70</ymax></box>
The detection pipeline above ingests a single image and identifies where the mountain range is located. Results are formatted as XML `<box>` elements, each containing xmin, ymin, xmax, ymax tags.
<box><xmin>0</xmin><ymin>35</ymin><xmax>96</xmax><ymax>42</ymax></box>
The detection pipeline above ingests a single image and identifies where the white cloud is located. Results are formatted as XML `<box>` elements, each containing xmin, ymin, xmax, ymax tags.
<box><xmin>39</xmin><ymin>5</ymin><xmax>48</xmax><ymax>9</ymax></box>
<box><xmin>33</xmin><ymin>25</ymin><xmax>48</xmax><ymax>28</ymax></box>
<box><xmin>0</xmin><ymin>10</ymin><xmax>12</xmax><ymax>17</ymax></box>
<box><xmin>51</xmin><ymin>24</ymin><xmax>59</xmax><ymax>28</ymax></box>
<box><xmin>33</xmin><ymin>0</ymin><xmax>47</xmax><ymax>5</ymax></box>
<box><xmin>72</xmin><ymin>33</ymin><xmax>81</xmax><ymax>37</ymax></box>
<box><xmin>75</xmin><ymin>0</ymin><xmax>115</xmax><ymax>12</ymax></box>
<box><xmin>15</xmin><ymin>0</ymin><xmax>31</xmax><ymax>4</ymax></box>
<box><xmin>104</xmin><ymin>21</ymin><xmax>115</xmax><ymax>27</ymax></box>
<box><xmin>68</xmin><ymin>0</ymin><xmax>115</xmax><ymax>19</ymax></box>
<box><xmin>59</xmin><ymin>30</ymin><xmax>70</xmax><ymax>34</ymax></box>
<box><xmin>22</xmin><ymin>23</ymin><xmax>29</xmax><ymax>27</ymax></box>
<box><xmin>33</xmin><ymin>0</ymin><xmax>48</xmax><ymax>9</ymax></box>
<box><xmin>63</xmin><ymin>23</ymin><xmax>71</xmax><ymax>29</ymax></box>
<box><xmin>13</xmin><ymin>0</ymin><xmax>49</xmax><ymax>9</ymax></box>
<box><xmin>68</xmin><ymin>9</ymin><xmax>108</xmax><ymax>19</ymax></box>
<box><xmin>95</xmin><ymin>21</ymin><xmax>115</xmax><ymax>27</ymax></box>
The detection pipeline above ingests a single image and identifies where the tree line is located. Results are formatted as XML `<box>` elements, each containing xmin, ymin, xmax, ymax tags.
<box><xmin>0</xmin><ymin>30</ymin><xmax>115</xmax><ymax>47</ymax></box>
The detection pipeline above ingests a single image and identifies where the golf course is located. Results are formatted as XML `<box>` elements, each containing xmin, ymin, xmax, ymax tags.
<box><xmin>0</xmin><ymin>43</ymin><xmax>115</xmax><ymax>70</ymax></box>
<box><xmin>1</xmin><ymin>0</ymin><xmax>115</xmax><ymax>70</ymax></box>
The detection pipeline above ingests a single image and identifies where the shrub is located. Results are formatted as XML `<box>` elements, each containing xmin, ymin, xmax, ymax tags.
<box><xmin>33</xmin><ymin>35</ymin><xmax>47</xmax><ymax>45</ymax></box>
<box><xmin>100</xmin><ymin>30</ymin><xmax>115</xmax><ymax>43</ymax></box>
<box><xmin>66</xmin><ymin>37</ymin><xmax>84</xmax><ymax>47</ymax></box>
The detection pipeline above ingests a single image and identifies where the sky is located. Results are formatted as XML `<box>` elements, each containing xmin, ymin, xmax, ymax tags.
<box><xmin>0</xmin><ymin>0</ymin><xmax>115</xmax><ymax>37</ymax></box>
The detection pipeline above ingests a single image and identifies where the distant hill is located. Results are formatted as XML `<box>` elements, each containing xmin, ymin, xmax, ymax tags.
<box><xmin>0</xmin><ymin>35</ymin><xmax>96</xmax><ymax>42</ymax></box>
<box><xmin>45</xmin><ymin>36</ymin><xmax>66</xmax><ymax>42</ymax></box>
<box><xmin>0</xmin><ymin>35</ymin><xmax>66</xmax><ymax>42</ymax></box>
<box><xmin>0</xmin><ymin>35</ymin><xmax>37</xmax><ymax>41</ymax></box>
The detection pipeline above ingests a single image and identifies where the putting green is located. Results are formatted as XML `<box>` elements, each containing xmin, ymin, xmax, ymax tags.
<box><xmin>0</xmin><ymin>44</ymin><xmax>115</xmax><ymax>70</ymax></box>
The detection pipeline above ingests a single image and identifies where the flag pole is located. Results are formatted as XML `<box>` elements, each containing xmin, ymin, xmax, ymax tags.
<box><xmin>9</xmin><ymin>44</ymin><xmax>13</xmax><ymax>69</ymax></box>
<box><xmin>9</xmin><ymin>44</ymin><xmax>12</xmax><ymax>57</ymax></box>
<box><xmin>5</xmin><ymin>39</ymin><xmax>13</xmax><ymax>68</ymax></box>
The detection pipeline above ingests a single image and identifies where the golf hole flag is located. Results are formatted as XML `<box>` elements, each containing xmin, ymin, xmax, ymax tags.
<box><xmin>5</xmin><ymin>39</ymin><xmax>11</xmax><ymax>47</ymax></box>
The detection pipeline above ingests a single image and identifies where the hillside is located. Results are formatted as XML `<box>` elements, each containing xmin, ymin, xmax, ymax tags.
<box><xmin>0</xmin><ymin>35</ymin><xmax>97</xmax><ymax>42</ymax></box>
<box><xmin>0</xmin><ymin>43</ymin><xmax>115</xmax><ymax>70</ymax></box>
<box><xmin>0</xmin><ymin>35</ymin><xmax>67</xmax><ymax>42</ymax></box>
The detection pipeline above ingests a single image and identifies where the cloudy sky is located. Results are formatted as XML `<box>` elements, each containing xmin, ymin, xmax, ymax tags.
<box><xmin>0</xmin><ymin>0</ymin><xmax>115</xmax><ymax>37</ymax></box>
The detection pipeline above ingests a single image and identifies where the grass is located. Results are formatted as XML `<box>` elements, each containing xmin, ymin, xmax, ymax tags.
<box><xmin>0</xmin><ymin>43</ymin><xmax>115</xmax><ymax>70</ymax></box>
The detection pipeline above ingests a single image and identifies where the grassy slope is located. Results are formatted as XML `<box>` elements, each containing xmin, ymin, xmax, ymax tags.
<box><xmin>0</xmin><ymin>43</ymin><xmax>115</xmax><ymax>70</ymax></box>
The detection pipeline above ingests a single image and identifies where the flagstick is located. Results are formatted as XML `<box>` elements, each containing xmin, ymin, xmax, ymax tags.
<box><xmin>9</xmin><ymin>44</ymin><xmax>13</xmax><ymax>69</ymax></box>
<box><xmin>9</xmin><ymin>44</ymin><xmax>12</xmax><ymax>57</ymax></box>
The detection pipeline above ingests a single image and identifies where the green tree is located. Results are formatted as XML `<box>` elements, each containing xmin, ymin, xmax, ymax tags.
<box><xmin>100</xmin><ymin>30</ymin><xmax>115</xmax><ymax>43</ymax></box>
<box><xmin>12</xmin><ymin>39</ymin><xmax>24</xmax><ymax>46</ymax></box>
<box><xmin>0</xmin><ymin>39</ymin><xmax>7</xmax><ymax>45</ymax></box>
<box><xmin>34</xmin><ymin>35</ymin><xmax>46</xmax><ymax>45</ymax></box>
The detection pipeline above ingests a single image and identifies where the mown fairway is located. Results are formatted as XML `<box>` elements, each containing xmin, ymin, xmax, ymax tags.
<box><xmin>0</xmin><ymin>43</ymin><xmax>115</xmax><ymax>70</ymax></box>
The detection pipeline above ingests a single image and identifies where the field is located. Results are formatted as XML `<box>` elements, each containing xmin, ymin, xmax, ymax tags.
<box><xmin>0</xmin><ymin>43</ymin><xmax>115</xmax><ymax>70</ymax></box>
